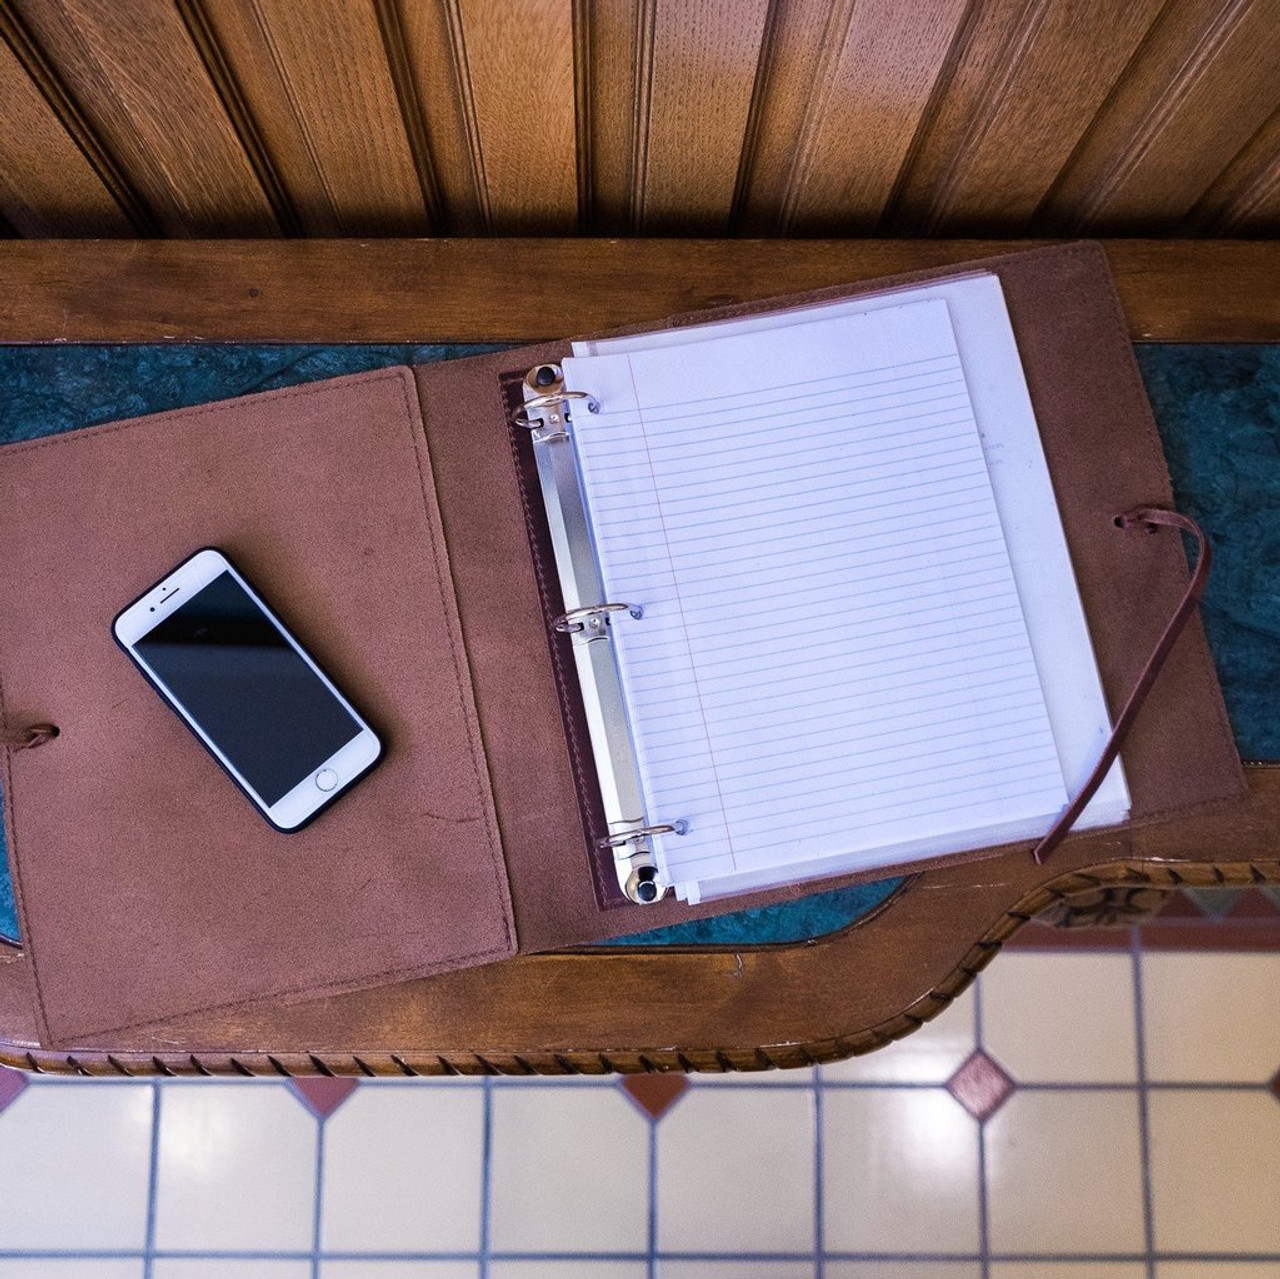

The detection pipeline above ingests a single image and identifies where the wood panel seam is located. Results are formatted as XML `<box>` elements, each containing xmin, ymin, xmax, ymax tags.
<box><xmin>440</xmin><ymin>0</ymin><xmax>493</xmax><ymax>234</ymax></box>
<box><xmin>1049</xmin><ymin>0</ymin><xmax>1259</xmax><ymax>232</ymax></box>
<box><xmin>1188</xmin><ymin>100</ymin><xmax>1280</xmax><ymax>232</ymax></box>
<box><xmin>237</xmin><ymin>0</ymin><xmax>345</xmax><ymax>232</ymax></box>
<box><xmin>372</xmin><ymin>0</ymin><xmax>445</xmax><ymax>234</ymax></box>
<box><xmin>0</xmin><ymin>0</ymin><xmax>154</xmax><ymax>234</ymax></box>
<box><xmin>776</xmin><ymin>0</ymin><xmax>858</xmax><ymax>235</ymax></box>
<box><xmin>916</xmin><ymin>0</ymin><xmax>1056</xmax><ymax>234</ymax></box>
<box><xmin>571</xmin><ymin>0</ymin><xmax>592</xmax><ymax>232</ymax></box>
<box><xmin>879</xmin><ymin>0</ymin><xmax>984</xmax><ymax>233</ymax></box>
<box><xmin>173</xmin><ymin>0</ymin><xmax>300</xmax><ymax>236</ymax></box>
<box><xmin>727</xmin><ymin>0</ymin><xmax>785</xmax><ymax>235</ymax></box>
<box><xmin>628</xmin><ymin>0</ymin><xmax>656</xmax><ymax>232</ymax></box>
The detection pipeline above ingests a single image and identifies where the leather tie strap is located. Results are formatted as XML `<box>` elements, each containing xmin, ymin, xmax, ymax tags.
<box><xmin>1032</xmin><ymin>506</ymin><xmax>1212</xmax><ymax>865</ymax></box>
<box><xmin>1</xmin><ymin>723</ymin><xmax>58</xmax><ymax>750</ymax></box>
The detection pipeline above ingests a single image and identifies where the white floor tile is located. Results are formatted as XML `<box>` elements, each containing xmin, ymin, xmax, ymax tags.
<box><xmin>659</xmin><ymin>1263</ymin><xmax>814</xmax><ymax>1278</ymax></box>
<box><xmin>826</xmin><ymin>1265</ymin><xmax>981</xmax><ymax>1279</ymax></box>
<box><xmin>152</xmin><ymin>1264</ymin><xmax>311</xmax><ymax>1279</ymax></box>
<box><xmin>0</xmin><ymin>1081</ymin><xmax>152</xmax><ymax>1248</ymax></box>
<box><xmin>1148</xmin><ymin>1089</ymin><xmax>1280</xmax><ymax>1253</ymax></box>
<box><xmin>990</xmin><ymin>1264</ymin><xmax>1146</xmax><ymax>1279</ymax></box>
<box><xmin>820</xmin><ymin>986</ymin><xmax>976</xmax><ymax>1082</ymax></box>
<box><xmin>986</xmin><ymin>1090</ymin><xmax>1145</xmax><ymax>1253</ymax></box>
<box><xmin>1156</xmin><ymin>1265</ymin><xmax>1280</xmax><ymax>1277</ymax></box>
<box><xmin>321</xmin><ymin>1264</ymin><xmax>480</xmax><ymax>1279</ymax></box>
<box><xmin>656</xmin><ymin>1087</ymin><xmax>815</xmax><ymax>1253</ymax></box>
<box><xmin>0</xmin><ymin>1263</ymin><xmax>143</xmax><ymax>1279</ymax></box>
<box><xmin>321</xmin><ymin>1083</ymin><xmax>484</xmax><ymax>1251</ymax></box>
<box><xmin>1143</xmin><ymin>954</ymin><xmax>1280</xmax><ymax>1082</ymax></box>
<box><xmin>981</xmin><ymin>954</ymin><xmax>1138</xmax><ymax>1081</ymax></box>
<box><xmin>153</xmin><ymin>1082</ymin><xmax>317</xmax><ymax>1251</ymax></box>
<box><xmin>488</xmin><ymin>1086</ymin><xmax>649</xmax><ymax>1251</ymax></box>
<box><xmin>823</xmin><ymin>1088</ymin><xmax>979</xmax><ymax>1252</ymax></box>
<box><xmin>491</xmin><ymin>1264</ymin><xmax>645</xmax><ymax>1279</ymax></box>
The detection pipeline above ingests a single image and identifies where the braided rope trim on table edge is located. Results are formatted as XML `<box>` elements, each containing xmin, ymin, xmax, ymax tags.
<box><xmin>7</xmin><ymin>858</ymin><xmax>1278</xmax><ymax>1078</ymax></box>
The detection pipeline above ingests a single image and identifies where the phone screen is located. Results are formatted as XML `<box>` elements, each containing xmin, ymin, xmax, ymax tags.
<box><xmin>135</xmin><ymin>570</ymin><xmax>361</xmax><ymax>805</ymax></box>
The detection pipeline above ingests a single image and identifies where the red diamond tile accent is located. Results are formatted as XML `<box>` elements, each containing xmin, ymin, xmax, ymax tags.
<box><xmin>1226</xmin><ymin>889</ymin><xmax>1280</xmax><ymax>919</ymax></box>
<box><xmin>1270</xmin><ymin>1068</ymin><xmax>1280</xmax><ymax>1105</ymax></box>
<box><xmin>288</xmin><ymin>1077</ymin><xmax>359</xmax><ymax>1120</ymax></box>
<box><xmin>0</xmin><ymin>1066</ymin><xmax>27</xmax><ymax>1115</ymax></box>
<box><xmin>621</xmin><ymin>1073</ymin><xmax>689</xmax><ymax>1120</ymax></box>
<box><xmin>946</xmin><ymin>1049</ymin><xmax>1015</xmax><ymax>1122</ymax></box>
<box><xmin>1156</xmin><ymin>889</ymin><xmax>1206</xmax><ymax>918</ymax></box>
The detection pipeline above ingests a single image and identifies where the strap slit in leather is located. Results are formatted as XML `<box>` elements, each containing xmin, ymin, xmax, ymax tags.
<box><xmin>1</xmin><ymin>723</ymin><xmax>58</xmax><ymax>750</ymax></box>
<box><xmin>1032</xmin><ymin>506</ymin><xmax>1212</xmax><ymax>865</ymax></box>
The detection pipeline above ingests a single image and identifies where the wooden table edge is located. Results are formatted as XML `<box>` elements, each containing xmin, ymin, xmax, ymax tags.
<box><xmin>0</xmin><ymin>238</ymin><xmax>1276</xmax><ymax>344</ymax></box>
<box><xmin>3</xmin><ymin>767</ymin><xmax>1277</xmax><ymax>1078</ymax></box>
<box><xmin>1</xmin><ymin>238</ymin><xmax>1274</xmax><ymax>1076</ymax></box>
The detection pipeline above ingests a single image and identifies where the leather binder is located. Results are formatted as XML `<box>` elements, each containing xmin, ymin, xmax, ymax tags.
<box><xmin>0</xmin><ymin>243</ymin><xmax>1245</xmax><ymax>1047</ymax></box>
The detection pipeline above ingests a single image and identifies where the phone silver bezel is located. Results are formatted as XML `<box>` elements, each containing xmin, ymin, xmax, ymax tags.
<box><xmin>113</xmin><ymin>548</ymin><xmax>381</xmax><ymax>830</ymax></box>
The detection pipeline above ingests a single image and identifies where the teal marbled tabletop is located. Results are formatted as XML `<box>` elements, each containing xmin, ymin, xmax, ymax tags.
<box><xmin>0</xmin><ymin>343</ymin><xmax>1276</xmax><ymax>946</ymax></box>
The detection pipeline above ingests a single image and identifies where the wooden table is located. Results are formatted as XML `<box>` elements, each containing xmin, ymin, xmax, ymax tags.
<box><xmin>2</xmin><ymin>239</ymin><xmax>1277</xmax><ymax>1078</ymax></box>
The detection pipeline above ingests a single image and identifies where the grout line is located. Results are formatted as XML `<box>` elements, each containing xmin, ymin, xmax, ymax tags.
<box><xmin>479</xmin><ymin>1074</ymin><xmax>494</xmax><ymax>1279</ymax></box>
<box><xmin>814</xmin><ymin>1064</ymin><xmax>825</xmax><ymax>1279</ymax></box>
<box><xmin>311</xmin><ymin>1108</ymin><xmax>326</xmax><ymax>1279</ymax></box>
<box><xmin>23</xmin><ymin>1075</ymin><xmax>1273</xmax><ymax>1091</ymax></box>
<box><xmin>5</xmin><ymin>1246</ymin><xmax>1280</xmax><ymax>1263</ymax></box>
<box><xmin>647</xmin><ymin>1105</ymin><xmax>659</xmax><ymax>1279</ymax></box>
<box><xmin>142</xmin><ymin>1081</ymin><xmax>162</xmax><ymax>1279</ymax></box>
<box><xmin>1132</xmin><ymin>926</ymin><xmax>1158</xmax><ymax>1279</ymax></box>
<box><xmin>974</xmin><ymin>976</ymin><xmax>992</xmax><ymax>1279</ymax></box>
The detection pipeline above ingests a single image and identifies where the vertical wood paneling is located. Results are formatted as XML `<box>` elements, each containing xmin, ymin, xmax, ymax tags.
<box><xmin>580</xmin><ymin>0</ymin><xmax>641</xmax><ymax>233</ymax></box>
<box><xmin>10</xmin><ymin>0</ymin><xmax>277</xmax><ymax>236</ymax></box>
<box><xmin>0</xmin><ymin>14</ymin><xmax>134</xmax><ymax>235</ymax></box>
<box><xmin>1190</xmin><ymin>105</ymin><xmax>1280</xmax><ymax>233</ymax></box>
<box><xmin>770</xmin><ymin>0</ymin><xmax>972</xmax><ymax>234</ymax></box>
<box><xmin>734</xmin><ymin>0</ymin><xmax>840</xmax><ymax>236</ymax></box>
<box><xmin>891</xmin><ymin>0</ymin><xmax>1166</xmax><ymax>234</ymax></box>
<box><xmin>395</xmin><ymin>0</ymin><xmax>486</xmax><ymax>233</ymax></box>
<box><xmin>633</xmin><ymin>0</ymin><xmax>771</xmax><ymax>234</ymax></box>
<box><xmin>452</xmin><ymin>0</ymin><xmax>578</xmax><ymax>233</ymax></box>
<box><xmin>193</xmin><ymin>0</ymin><xmax>434</xmax><ymax>236</ymax></box>
<box><xmin>1040</xmin><ymin>0</ymin><xmax>1280</xmax><ymax>232</ymax></box>
<box><xmin>0</xmin><ymin>0</ymin><xmax>1278</xmax><ymax>239</ymax></box>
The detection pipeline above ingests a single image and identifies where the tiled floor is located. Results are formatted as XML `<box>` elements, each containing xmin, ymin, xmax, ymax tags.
<box><xmin>1</xmin><ymin>942</ymin><xmax>1278</xmax><ymax>1277</ymax></box>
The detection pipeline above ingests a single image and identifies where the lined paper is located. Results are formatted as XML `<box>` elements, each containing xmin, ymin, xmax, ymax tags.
<box><xmin>562</xmin><ymin>297</ymin><xmax>1072</xmax><ymax>901</ymax></box>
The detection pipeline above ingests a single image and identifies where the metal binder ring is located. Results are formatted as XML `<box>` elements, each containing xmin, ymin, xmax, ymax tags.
<box><xmin>553</xmin><ymin>602</ymin><xmax>642</xmax><ymax>634</ymax></box>
<box><xmin>598</xmin><ymin>821</ymin><xmax>688</xmax><ymax>849</ymax></box>
<box><xmin>513</xmin><ymin>389</ymin><xmax>599</xmax><ymax>430</ymax></box>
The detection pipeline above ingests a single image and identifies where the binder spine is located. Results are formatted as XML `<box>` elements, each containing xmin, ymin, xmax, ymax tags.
<box><xmin>517</xmin><ymin>363</ymin><xmax>674</xmax><ymax>905</ymax></box>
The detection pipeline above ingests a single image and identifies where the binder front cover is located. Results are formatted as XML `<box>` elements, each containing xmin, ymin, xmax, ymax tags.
<box><xmin>0</xmin><ymin>368</ymin><xmax>516</xmax><ymax>1047</ymax></box>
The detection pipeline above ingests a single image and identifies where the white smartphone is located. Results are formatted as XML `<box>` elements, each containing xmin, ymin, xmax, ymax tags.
<box><xmin>113</xmin><ymin>547</ymin><xmax>382</xmax><ymax>831</ymax></box>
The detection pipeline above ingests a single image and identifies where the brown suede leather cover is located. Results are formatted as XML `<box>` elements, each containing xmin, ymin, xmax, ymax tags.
<box><xmin>0</xmin><ymin>368</ymin><xmax>515</xmax><ymax>1046</ymax></box>
<box><xmin>418</xmin><ymin>242</ymin><xmax>1243</xmax><ymax>947</ymax></box>
<box><xmin>0</xmin><ymin>244</ymin><xmax>1245</xmax><ymax>1046</ymax></box>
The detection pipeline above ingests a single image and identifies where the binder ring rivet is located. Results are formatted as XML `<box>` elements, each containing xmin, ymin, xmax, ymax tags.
<box><xmin>553</xmin><ymin>602</ymin><xmax>644</xmax><ymax>634</ymax></box>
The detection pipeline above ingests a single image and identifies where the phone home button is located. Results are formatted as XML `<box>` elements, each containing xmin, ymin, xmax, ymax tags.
<box><xmin>314</xmin><ymin>768</ymin><xmax>339</xmax><ymax>793</ymax></box>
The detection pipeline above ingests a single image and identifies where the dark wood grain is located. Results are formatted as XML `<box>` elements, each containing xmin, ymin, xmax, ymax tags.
<box><xmin>0</xmin><ymin>238</ymin><xmax>1276</xmax><ymax>343</ymax></box>
<box><xmin>9</xmin><ymin>0</ymin><xmax>279</xmax><ymax>237</ymax></box>
<box><xmin>1039</xmin><ymin>0</ymin><xmax>1280</xmax><ymax>234</ymax></box>
<box><xmin>3</xmin><ymin>0</ymin><xmax>1280</xmax><ymax>237</ymax></box>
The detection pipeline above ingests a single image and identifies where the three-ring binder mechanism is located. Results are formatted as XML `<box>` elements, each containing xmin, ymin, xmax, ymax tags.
<box><xmin>518</xmin><ymin>364</ymin><xmax>686</xmax><ymax>904</ymax></box>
